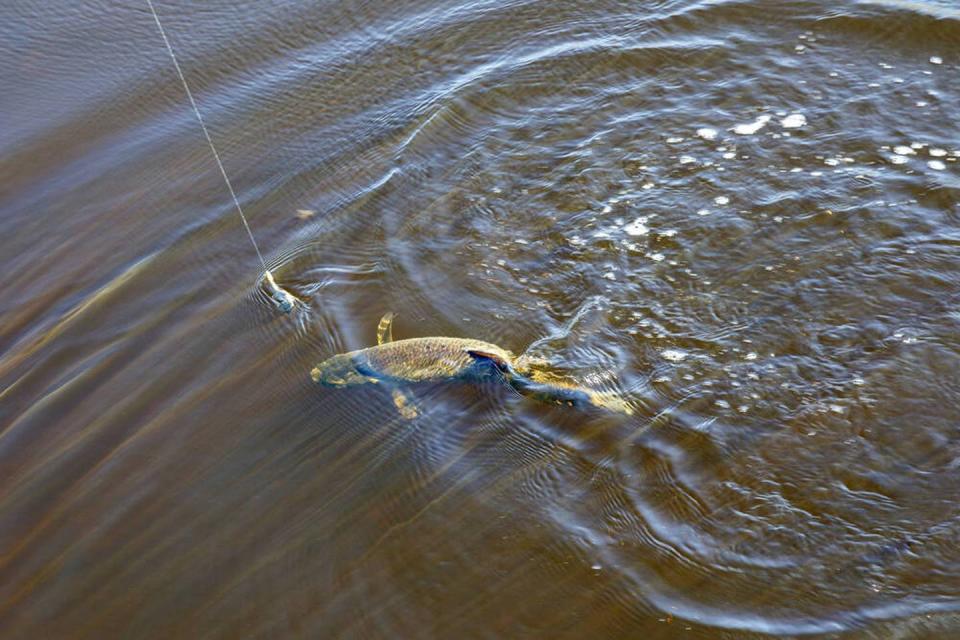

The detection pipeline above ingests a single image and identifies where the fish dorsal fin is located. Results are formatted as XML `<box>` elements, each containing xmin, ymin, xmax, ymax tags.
<box><xmin>467</xmin><ymin>349</ymin><xmax>511</xmax><ymax>373</ymax></box>
<box><xmin>376</xmin><ymin>312</ymin><xmax>395</xmax><ymax>345</ymax></box>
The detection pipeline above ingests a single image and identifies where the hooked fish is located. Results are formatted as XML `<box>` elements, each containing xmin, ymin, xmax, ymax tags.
<box><xmin>311</xmin><ymin>313</ymin><xmax>633</xmax><ymax>418</ymax></box>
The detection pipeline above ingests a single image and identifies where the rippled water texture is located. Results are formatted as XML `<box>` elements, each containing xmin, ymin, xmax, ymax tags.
<box><xmin>3</xmin><ymin>0</ymin><xmax>960</xmax><ymax>637</ymax></box>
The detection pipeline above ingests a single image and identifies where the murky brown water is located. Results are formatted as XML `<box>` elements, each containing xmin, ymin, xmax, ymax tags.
<box><xmin>3</xmin><ymin>0</ymin><xmax>960</xmax><ymax>637</ymax></box>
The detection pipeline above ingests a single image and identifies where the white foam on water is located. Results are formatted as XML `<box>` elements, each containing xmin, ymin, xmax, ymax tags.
<box><xmin>661</xmin><ymin>348</ymin><xmax>688</xmax><ymax>362</ymax></box>
<box><xmin>928</xmin><ymin>160</ymin><xmax>946</xmax><ymax>170</ymax></box>
<box><xmin>732</xmin><ymin>114</ymin><xmax>771</xmax><ymax>135</ymax></box>
<box><xmin>679</xmin><ymin>155</ymin><xmax>696</xmax><ymax>164</ymax></box>
<box><xmin>888</xmin><ymin>155</ymin><xmax>909</xmax><ymax>165</ymax></box>
<box><xmin>648</xmin><ymin>252</ymin><xmax>665</xmax><ymax>262</ymax></box>
<box><xmin>930</xmin><ymin>56</ymin><xmax>943</xmax><ymax>65</ymax></box>
<box><xmin>714</xmin><ymin>195</ymin><xmax>730</xmax><ymax>205</ymax></box>
<box><xmin>624</xmin><ymin>218</ymin><xmax>650</xmax><ymax>236</ymax></box>
<box><xmin>696</xmin><ymin>127</ymin><xmax>718</xmax><ymax>141</ymax></box>
<box><xmin>781</xmin><ymin>113</ymin><xmax>807</xmax><ymax>128</ymax></box>
<box><xmin>929</xmin><ymin>148</ymin><xmax>947</xmax><ymax>157</ymax></box>
<box><xmin>697</xmin><ymin>208</ymin><xmax>711</xmax><ymax>216</ymax></box>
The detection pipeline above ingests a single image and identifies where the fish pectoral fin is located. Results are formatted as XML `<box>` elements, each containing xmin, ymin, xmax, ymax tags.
<box><xmin>466</xmin><ymin>349</ymin><xmax>511</xmax><ymax>373</ymax></box>
<box><xmin>376</xmin><ymin>312</ymin><xmax>395</xmax><ymax>345</ymax></box>
<box><xmin>352</xmin><ymin>356</ymin><xmax>382</xmax><ymax>380</ymax></box>
<box><xmin>391</xmin><ymin>388</ymin><xmax>420</xmax><ymax>419</ymax></box>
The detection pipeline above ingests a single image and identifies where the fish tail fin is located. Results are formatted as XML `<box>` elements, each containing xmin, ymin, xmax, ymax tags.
<box><xmin>587</xmin><ymin>390</ymin><xmax>635</xmax><ymax>416</ymax></box>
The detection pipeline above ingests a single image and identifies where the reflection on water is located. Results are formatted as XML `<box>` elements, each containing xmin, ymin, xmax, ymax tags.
<box><xmin>2</xmin><ymin>0</ymin><xmax>959</xmax><ymax>637</ymax></box>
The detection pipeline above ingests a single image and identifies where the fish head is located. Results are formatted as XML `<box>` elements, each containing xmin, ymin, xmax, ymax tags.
<box><xmin>310</xmin><ymin>353</ymin><xmax>373</xmax><ymax>387</ymax></box>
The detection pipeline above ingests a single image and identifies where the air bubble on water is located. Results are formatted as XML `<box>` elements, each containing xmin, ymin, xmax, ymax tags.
<box><xmin>648</xmin><ymin>252</ymin><xmax>665</xmax><ymax>262</ymax></box>
<box><xmin>738</xmin><ymin>405</ymin><xmax>750</xmax><ymax>413</ymax></box>
<box><xmin>810</xmin><ymin>171</ymin><xmax>823</xmax><ymax>176</ymax></box>
<box><xmin>722</xmin><ymin>151</ymin><xmax>736</xmax><ymax>160</ymax></box>
<box><xmin>679</xmin><ymin>155</ymin><xmax>696</xmax><ymax>164</ymax></box>
<box><xmin>910</xmin><ymin>142</ymin><xmax>925</xmax><ymax>149</ymax></box>
<box><xmin>732</xmin><ymin>115</ymin><xmax>771</xmax><ymax>135</ymax></box>
<box><xmin>852</xmin><ymin>377</ymin><xmax>866</xmax><ymax>386</ymax></box>
<box><xmin>660</xmin><ymin>229</ymin><xmax>678</xmax><ymax>237</ymax></box>
<box><xmin>879</xmin><ymin>62</ymin><xmax>893</xmax><ymax>69</ymax></box>
<box><xmin>829</xmin><ymin>71</ymin><xmax>839</xmax><ymax>77</ymax></box>
<box><xmin>795</xmin><ymin>45</ymin><xmax>805</xmax><ymax>52</ymax></box>
<box><xmin>642</xmin><ymin>182</ymin><xmax>655</xmax><ymax>190</ymax></box>
<box><xmin>667</xmin><ymin>136</ymin><xmax>684</xmax><ymax>144</ymax></box>
<box><xmin>591</xmin><ymin>564</ymin><xmax>602</xmax><ymax>571</ymax></box>
<box><xmin>929</xmin><ymin>148</ymin><xmax>947</xmax><ymax>157</ymax></box>
<box><xmin>697</xmin><ymin>208</ymin><xmax>711</xmax><ymax>216</ymax></box>
<box><xmin>893</xmin><ymin>145</ymin><xmax>915</xmax><ymax>155</ymax></box>
<box><xmin>781</xmin><ymin>113</ymin><xmax>807</xmax><ymax>128</ymax></box>
<box><xmin>916</xmin><ymin>101</ymin><xmax>928</xmax><ymax>107</ymax></box>
<box><xmin>928</xmin><ymin>160</ymin><xmax>946</xmax><ymax>170</ymax></box>
<box><xmin>603</xmin><ymin>271</ymin><xmax>617</xmax><ymax>280</ymax></box>
<box><xmin>715</xmin><ymin>399</ymin><xmax>731</xmax><ymax>409</ymax></box>
<box><xmin>602</xmin><ymin>204</ymin><xmax>613</xmax><ymax>213</ymax></box>
<box><xmin>515</xmin><ymin>239</ymin><xmax>529</xmax><ymax>244</ymax></box>
<box><xmin>662</xmin><ymin>349</ymin><xmax>689</xmax><ymax>362</ymax></box>
<box><xmin>696</xmin><ymin>127</ymin><xmax>718</xmax><ymax>141</ymax></box>
<box><xmin>888</xmin><ymin>155</ymin><xmax>908</xmax><ymax>165</ymax></box>
<box><xmin>654</xmin><ymin>375</ymin><xmax>671</xmax><ymax>383</ymax></box>
<box><xmin>714</xmin><ymin>195</ymin><xmax>730</xmax><ymax>205</ymax></box>
<box><xmin>930</xmin><ymin>56</ymin><xmax>943</xmax><ymax>65</ymax></box>
<box><xmin>624</xmin><ymin>218</ymin><xmax>649</xmax><ymax>236</ymax></box>
<box><xmin>824</xmin><ymin>158</ymin><xmax>840</xmax><ymax>166</ymax></box>
<box><xmin>745</xmin><ymin>352</ymin><xmax>758</xmax><ymax>360</ymax></box>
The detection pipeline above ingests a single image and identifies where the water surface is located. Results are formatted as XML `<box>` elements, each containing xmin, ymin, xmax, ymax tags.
<box><xmin>2</xmin><ymin>0</ymin><xmax>959</xmax><ymax>637</ymax></box>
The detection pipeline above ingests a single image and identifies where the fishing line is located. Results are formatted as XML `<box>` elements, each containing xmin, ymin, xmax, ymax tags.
<box><xmin>145</xmin><ymin>0</ymin><xmax>297</xmax><ymax>312</ymax></box>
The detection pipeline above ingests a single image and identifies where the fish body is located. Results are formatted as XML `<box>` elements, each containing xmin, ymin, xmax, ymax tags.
<box><xmin>311</xmin><ymin>337</ymin><xmax>513</xmax><ymax>386</ymax></box>
<box><xmin>311</xmin><ymin>315</ymin><xmax>632</xmax><ymax>416</ymax></box>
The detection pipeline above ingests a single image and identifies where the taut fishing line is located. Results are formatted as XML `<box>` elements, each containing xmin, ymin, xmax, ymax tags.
<box><xmin>145</xmin><ymin>0</ymin><xmax>298</xmax><ymax>313</ymax></box>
